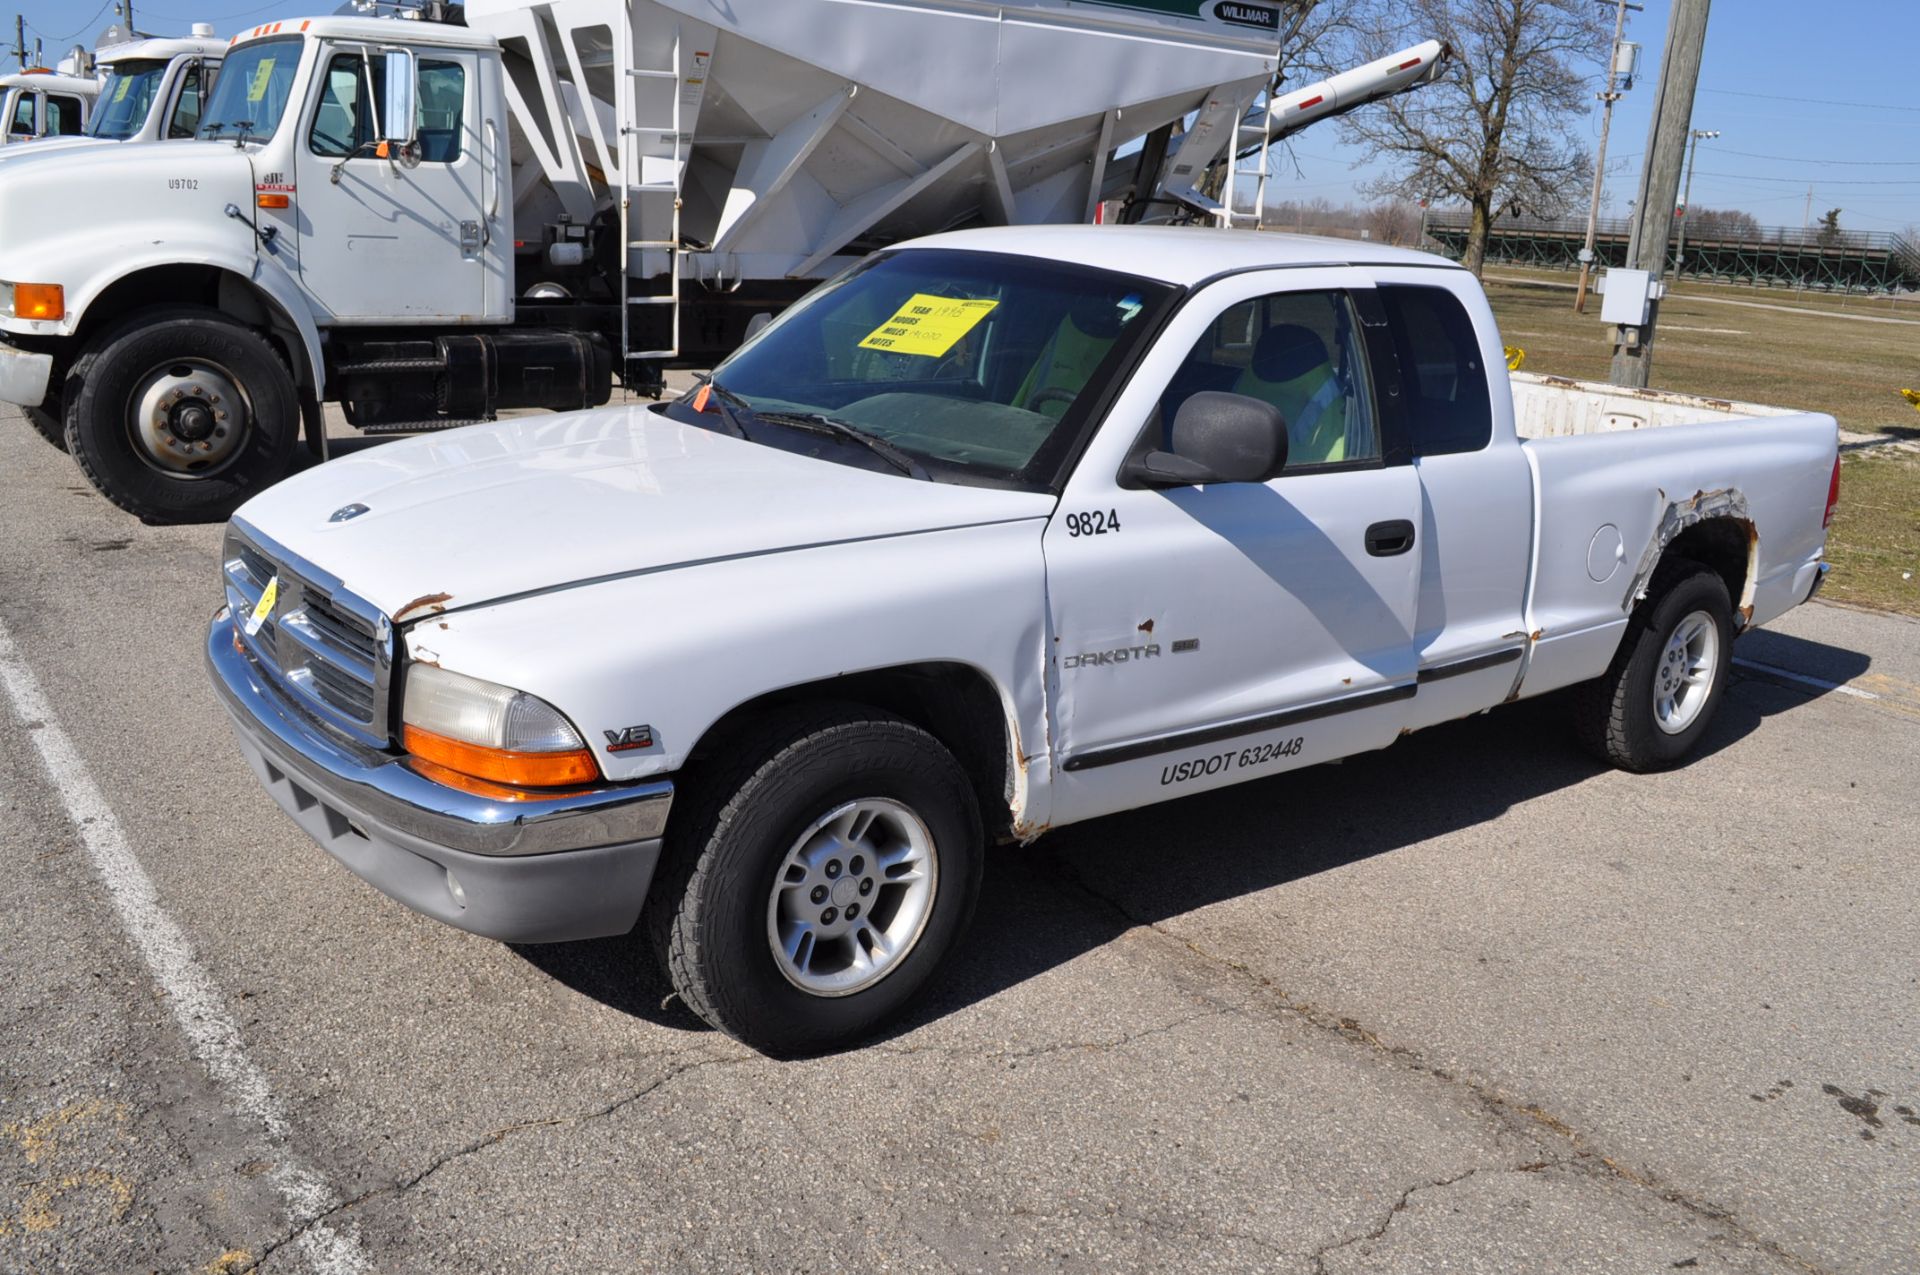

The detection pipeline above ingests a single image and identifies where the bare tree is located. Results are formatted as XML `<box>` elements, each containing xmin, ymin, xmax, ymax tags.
<box><xmin>1341</xmin><ymin>0</ymin><xmax>1609</xmax><ymax>275</ymax></box>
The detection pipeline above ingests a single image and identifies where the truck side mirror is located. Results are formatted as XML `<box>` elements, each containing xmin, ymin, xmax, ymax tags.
<box><xmin>1125</xmin><ymin>391</ymin><xmax>1289</xmax><ymax>487</ymax></box>
<box><xmin>381</xmin><ymin>49</ymin><xmax>417</xmax><ymax>147</ymax></box>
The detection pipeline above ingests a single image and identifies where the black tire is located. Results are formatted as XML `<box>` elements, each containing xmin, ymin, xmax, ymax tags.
<box><xmin>1572</xmin><ymin>560</ymin><xmax>1734</xmax><ymax>772</ymax></box>
<box><xmin>648</xmin><ymin>704</ymin><xmax>984</xmax><ymax>1056</ymax></box>
<box><xmin>23</xmin><ymin>405</ymin><xmax>66</xmax><ymax>451</ymax></box>
<box><xmin>63</xmin><ymin>305</ymin><xmax>300</xmax><ymax>524</ymax></box>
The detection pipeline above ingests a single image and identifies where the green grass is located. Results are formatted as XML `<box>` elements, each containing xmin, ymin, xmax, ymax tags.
<box><xmin>1479</xmin><ymin>273</ymin><xmax>1920</xmax><ymax>617</ymax></box>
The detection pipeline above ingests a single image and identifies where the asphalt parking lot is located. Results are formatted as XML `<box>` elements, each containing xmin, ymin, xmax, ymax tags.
<box><xmin>2</xmin><ymin>404</ymin><xmax>1917</xmax><ymax>1274</ymax></box>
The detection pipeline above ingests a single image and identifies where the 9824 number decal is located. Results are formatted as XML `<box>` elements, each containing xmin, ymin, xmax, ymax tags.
<box><xmin>1065</xmin><ymin>509</ymin><xmax>1121</xmax><ymax>537</ymax></box>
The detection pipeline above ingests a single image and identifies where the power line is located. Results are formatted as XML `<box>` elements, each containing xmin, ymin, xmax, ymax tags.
<box><xmin>1699</xmin><ymin>87</ymin><xmax>1920</xmax><ymax>115</ymax></box>
<box><xmin>1709</xmin><ymin>146</ymin><xmax>1920</xmax><ymax>168</ymax></box>
<box><xmin>1689</xmin><ymin>168</ymin><xmax>1920</xmax><ymax>187</ymax></box>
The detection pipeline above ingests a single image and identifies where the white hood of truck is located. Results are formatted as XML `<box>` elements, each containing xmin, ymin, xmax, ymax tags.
<box><xmin>235</xmin><ymin>406</ymin><xmax>1057</xmax><ymax>621</ymax></box>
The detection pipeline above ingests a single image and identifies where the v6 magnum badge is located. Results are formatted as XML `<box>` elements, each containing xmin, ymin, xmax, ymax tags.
<box><xmin>604</xmin><ymin>724</ymin><xmax>656</xmax><ymax>753</ymax></box>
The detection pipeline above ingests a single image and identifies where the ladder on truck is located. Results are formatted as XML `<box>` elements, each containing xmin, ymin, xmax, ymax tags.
<box><xmin>1219</xmin><ymin>76</ymin><xmax>1279</xmax><ymax>230</ymax></box>
<box><xmin>619</xmin><ymin>14</ymin><xmax>683</xmax><ymax>368</ymax></box>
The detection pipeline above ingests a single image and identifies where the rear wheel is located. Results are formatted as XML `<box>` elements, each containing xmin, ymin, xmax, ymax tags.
<box><xmin>1572</xmin><ymin>560</ymin><xmax>1734</xmax><ymax>771</ymax></box>
<box><xmin>648</xmin><ymin>705</ymin><xmax>984</xmax><ymax>1056</ymax></box>
<box><xmin>63</xmin><ymin>306</ymin><xmax>299</xmax><ymax>524</ymax></box>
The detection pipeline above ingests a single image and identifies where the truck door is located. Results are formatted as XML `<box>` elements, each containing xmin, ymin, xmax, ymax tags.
<box><xmin>293</xmin><ymin>44</ymin><xmax>486</xmax><ymax>320</ymax></box>
<box><xmin>1042</xmin><ymin>271</ymin><xmax>1423</xmax><ymax>826</ymax></box>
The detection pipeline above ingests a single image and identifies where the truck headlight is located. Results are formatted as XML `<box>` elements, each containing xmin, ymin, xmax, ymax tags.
<box><xmin>401</xmin><ymin>663</ymin><xmax>600</xmax><ymax>789</ymax></box>
<box><xmin>0</xmin><ymin>281</ymin><xmax>65</xmax><ymax>321</ymax></box>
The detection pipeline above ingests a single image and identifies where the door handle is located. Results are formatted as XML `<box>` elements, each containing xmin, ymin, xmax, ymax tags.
<box><xmin>1365</xmin><ymin>519</ymin><xmax>1416</xmax><ymax>557</ymax></box>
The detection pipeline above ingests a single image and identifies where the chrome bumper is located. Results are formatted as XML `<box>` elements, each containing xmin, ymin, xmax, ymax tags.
<box><xmin>206</xmin><ymin>607</ymin><xmax>673</xmax><ymax>943</ymax></box>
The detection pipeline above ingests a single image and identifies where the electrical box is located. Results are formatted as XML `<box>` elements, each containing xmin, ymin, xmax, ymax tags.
<box><xmin>1613</xmin><ymin>42</ymin><xmax>1640</xmax><ymax>90</ymax></box>
<box><xmin>1598</xmin><ymin>268</ymin><xmax>1662</xmax><ymax>327</ymax></box>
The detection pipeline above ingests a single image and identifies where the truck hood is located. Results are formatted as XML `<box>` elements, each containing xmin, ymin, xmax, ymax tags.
<box><xmin>234</xmin><ymin>406</ymin><xmax>1058</xmax><ymax>622</ymax></box>
<box><xmin>0</xmin><ymin>140</ymin><xmax>253</xmax><ymax>281</ymax></box>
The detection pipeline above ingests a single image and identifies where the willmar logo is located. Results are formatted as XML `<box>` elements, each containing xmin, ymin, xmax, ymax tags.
<box><xmin>1214</xmin><ymin>1</ymin><xmax>1280</xmax><ymax>30</ymax></box>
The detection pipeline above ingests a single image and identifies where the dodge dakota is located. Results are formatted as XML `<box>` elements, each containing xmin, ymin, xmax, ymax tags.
<box><xmin>205</xmin><ymin>226</ymin><xmax>1840</xmax><ymax>1054</ymax></box>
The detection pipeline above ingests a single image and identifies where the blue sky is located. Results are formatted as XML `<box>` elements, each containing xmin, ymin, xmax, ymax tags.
<box><xmin>14</xmin><ymin>0</ymin><xmax>1919</xmax><ymax>234</ymax></box>
<box><xmin>1293</xmin><ymin>0</ymin><xmax>1920</xmax><ymax>234</ymax></box>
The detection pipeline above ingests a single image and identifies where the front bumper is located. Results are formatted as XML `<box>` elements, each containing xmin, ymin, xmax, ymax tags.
<box><xmin>205</xmin><ymin>607</ymin><xmax>673</xmax><ymax>944</ymax></box>
<box><xmin>0</xmin><ymin>341</ymin><xmax>51</xmax><ymax>408</ymax></box>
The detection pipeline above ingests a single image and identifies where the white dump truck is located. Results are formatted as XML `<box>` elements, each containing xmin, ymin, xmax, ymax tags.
<box><xmin>205</xmin><ymin>225</ymin><xmax>1840</xmax><ymax>1055</ymax></box>
<box><xmin>0</xmin><ymin>0</ymin><xmax>1442</xmax><ymax>522</ymax></box>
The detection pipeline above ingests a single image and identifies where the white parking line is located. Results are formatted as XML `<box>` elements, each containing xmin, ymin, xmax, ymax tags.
<box><xmin>1732</xmin><ymin>656</ymin><xmax>1879</xmax><ymax>700</ymax></box>
<box><xmin>0</xmin><ymin>618</ymin><xmax>370</xmax><ymax>1275</ymax></box>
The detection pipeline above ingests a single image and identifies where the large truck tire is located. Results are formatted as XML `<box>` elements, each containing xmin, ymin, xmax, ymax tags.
<box><xmin>647</xmin><ymin>704</ymin><xmax>984</xmax><ymax>1056</ymax></box>
<box><xmin>63</xmin><ymin>305</ymin><xmax>300</xmax><ymax>525</ymax></box>
<box><xmin>1572</xmin><ymin>559</ymin><xmax>1734</xmax><ymax>772</ymax></box>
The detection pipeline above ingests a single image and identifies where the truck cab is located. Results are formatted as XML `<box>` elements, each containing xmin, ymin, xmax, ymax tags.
<box><xmin>0</xmin><ymin>71</ymin><xmax>98</xmax><ymax>144</ymax></box>
<box><xmin>79</xmin><ymin>29</ymin><xmax>226</xmax><ymax>146</ymax></box>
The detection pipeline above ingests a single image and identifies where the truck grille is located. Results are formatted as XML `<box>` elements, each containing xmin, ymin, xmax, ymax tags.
<box><xmin>223</xmin><ymin>521</ymin><xmax>394</xmax><ymax>748</ymax></box>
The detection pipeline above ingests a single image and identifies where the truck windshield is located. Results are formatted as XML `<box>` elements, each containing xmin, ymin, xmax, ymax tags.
<box><xmin>686</xmin><ymin>249</ymin><xmax>1173</xmax><ymax>488</ymax></box>
<box><xmin>87</xmin><ymin>60</ymin><xmax>168</xmax><ymax>139</ymax></box>
<box><xmin>197</xmin><ymin>38</ymin><xmax>299</xmax><ymax>142</ymax></box>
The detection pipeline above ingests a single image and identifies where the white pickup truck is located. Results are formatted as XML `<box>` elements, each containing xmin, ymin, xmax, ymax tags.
<box><xmin>205</xmin><ymin>226</ymin><xmax>1840</xmax><ymax>1054</ymax></box>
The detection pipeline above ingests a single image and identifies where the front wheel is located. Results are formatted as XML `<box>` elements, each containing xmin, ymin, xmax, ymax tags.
<box><xmin>63</xmin><ymin>305</ymin><xmax>300</xmax><ymax>524</ymax></box>
<box><xmin>649</xmin><ymin>706</ymin><xmax>984</xmax><ymax>1056</ymax></box>
<box><xmin>1572</xmin><ymin>560</ymin><xmax>1734</xmax><ymax>771</ymax></box>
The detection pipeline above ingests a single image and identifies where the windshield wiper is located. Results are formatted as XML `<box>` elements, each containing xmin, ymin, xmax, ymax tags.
<box><xmin>753</xmin><ymin>410</ymin><xmax>931</xmax><ymax>480</ymax></box>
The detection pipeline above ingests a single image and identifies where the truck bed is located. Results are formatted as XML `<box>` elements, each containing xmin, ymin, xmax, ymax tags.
<box><xmin>1511</xmin><ymin>370</ymin><xmax>1798</xmax><ymax>439</ymax></box>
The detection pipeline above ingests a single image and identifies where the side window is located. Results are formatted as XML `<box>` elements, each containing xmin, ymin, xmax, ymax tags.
<box><xmin>9</xmin><ymin>93</ymin><xmax>36</xmax><ymax>136</ymax></box>
<box><xmin>309</xmin><ymin>55</ymin><xmax>365</xmax><ymax>157</ymax></box>
<box><xmin>308</xmin><ymin>52</ymin><xmax>464</xmax><ymax>162</ymax></box>
<box><xmin>47</xmin><ymin>95</ymin><xmax>84</xmax><ymax>135</ymax></box>
<box><xmin>169</xmin><ymin>63</ymin><xmax>205</xmax><ymax>139</ymax></box>
<box><xmin>1160</xmin><ymin>289</ymin><xmax>1380</xmax><ymax>471</ymax></box>
<box><xmin>1377</xmin><ymin>285</ymin><xmax>1493</xmax><ymax>456</ymax></box>
<box><xmin>415</xmin><ymin>60</ymin><xmax>464</xmax><ymax>162</ymax></box>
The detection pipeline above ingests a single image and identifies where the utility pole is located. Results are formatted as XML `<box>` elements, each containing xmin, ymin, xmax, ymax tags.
<box><xmin>1575</xmin><ymin>0</ymin><xmax>1642</xmax><ymax>313</ymax></box>
<box><xmin>1610</xmin><ymin>0</ymin><xmax>1711</xmax><ymax>388</ymax></box>
<box><xmin>1672</xmin><ymin>127</ymin><xmax>1717</xmax><ymax>274</ymax></box>
<box><xmin>12</xmin><ymin>15</ymin><xmax>24</xmax><ymax>71</ymax></box>
<box><xmin>1802</xmin><ymin>185</ymin><xmax>1813</xmax><ymax>235</ymax></box>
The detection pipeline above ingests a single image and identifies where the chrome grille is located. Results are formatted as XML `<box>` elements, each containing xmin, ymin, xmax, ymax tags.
<box><xmin>223</xmin><ymin>520</ymin><xmax>394</xmax><ymax>747</ymax></box>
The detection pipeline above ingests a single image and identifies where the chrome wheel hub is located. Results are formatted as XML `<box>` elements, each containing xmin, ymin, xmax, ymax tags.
<box><xmin>1654</xmin><ymin>609</ymin><xmax>1719</xmax><ymax>735</ymax></box>
<box><xmin>132</xmin><ymin>360</ymin><xmax>247</xmax><ymax>475</ymax></box>
<box><xmin>766</xmin><ymin>798</ymin><xmax>938</xmax><ymax>997</ymax></box>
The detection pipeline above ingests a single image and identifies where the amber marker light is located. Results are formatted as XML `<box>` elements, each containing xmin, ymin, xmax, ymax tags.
<box><xmin>13</xmin><ymin>283</ymin><xmax>64</xmax><ymax>321</ymax></box>
<box><xmin>256</xmin><ymin>193</ymin><xmax>291</xmax><ymax>209</ymax></box>
<box><xmin>401</xmin><ymin>663</ymin><xmax>602</xmax><ymax>790</ymax></box>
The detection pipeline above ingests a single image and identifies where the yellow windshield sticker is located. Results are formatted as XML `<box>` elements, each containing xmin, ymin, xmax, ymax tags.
<box><xmin>244</xmin><ymin>577</ymin><xmax>279</xmax><ymax>637</ymax></box>
<box><xmin>858</xmin><ymin>294</ymin><xmax>999</xmax><ymax>358</ymax></box>
<box><xmin>247</xmin><ymin>58</ymin><xmax>276</xmax><ymax>103</ymax></box>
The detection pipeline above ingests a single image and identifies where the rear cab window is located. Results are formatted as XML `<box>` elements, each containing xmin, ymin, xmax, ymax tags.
<box><xmin>1375</xmin><ymin>285</ymin><xmax>1493</xmax><ymax>456</ymax></box>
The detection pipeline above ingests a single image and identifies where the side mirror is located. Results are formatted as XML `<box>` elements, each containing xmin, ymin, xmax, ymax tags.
<box><xmin>380</xmin><ymin>49</ymin><xmax>417</xmax><ymax>146</ymax></box>
<box><xmin>1125</xmin><ymin>391</ymin><xmax>1289</xmax><ymax>487</ymax></box>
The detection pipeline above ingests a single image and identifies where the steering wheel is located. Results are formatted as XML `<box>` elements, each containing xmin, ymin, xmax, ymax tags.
<box><xmin>1025</xmin><ymin>387</ymin><xmax>1078</xmax><ymax>414</ymax></box>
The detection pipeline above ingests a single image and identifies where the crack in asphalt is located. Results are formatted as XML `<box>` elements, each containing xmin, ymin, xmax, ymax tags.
<box><xmin>234</xmin><ymin>1052</ymin><xmax>750</xmax><ymax>1273</ymax></box>
<box><xmin>1038</xmin><ymin>854</ymin><xmax>1834</xmax><ymax>1275</ymax></box>
<box><xmin>1303</xmin><ymin>1163</ymin><xmax>1552</xmax><ymax>1273</ymax></box>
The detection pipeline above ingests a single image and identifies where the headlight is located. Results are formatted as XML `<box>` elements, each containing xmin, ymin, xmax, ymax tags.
<box><xmin>401</xmin><ymin>663</ymin><xmax>600</xmax><ymax>789</ymax></box>
<box><xmin>0</xmin><ymin>281</ymin><xmax>65</xmax><ymax>321</ymax></box>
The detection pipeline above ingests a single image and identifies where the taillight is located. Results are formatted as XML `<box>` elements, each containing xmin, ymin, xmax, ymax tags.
<box><xmin>1823</xmin><ymin>456</ymin><xmax>1841</xmax><ymax>528</ymax></box>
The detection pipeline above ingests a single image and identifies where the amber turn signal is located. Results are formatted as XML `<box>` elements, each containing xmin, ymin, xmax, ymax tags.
<box><xmin>256</xmin><ymin>192</ymin><xmax>291</xmax><ymax>209</ymax></box>
<box><xmin>403</xmin><ymin>724</ymin><xmax>601</xmax><ymax>789</ymax></box>
<box><xmin>13</xmin><ymin>282</ymin><xmax>63</xmax><ymax>321</ymax></box>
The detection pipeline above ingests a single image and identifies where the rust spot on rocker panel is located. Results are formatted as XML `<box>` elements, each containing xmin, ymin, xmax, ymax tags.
<box><xmin>395</xmin><ymin>591</ymin><xmax>454</xmax><ymax>622</ymax></box>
